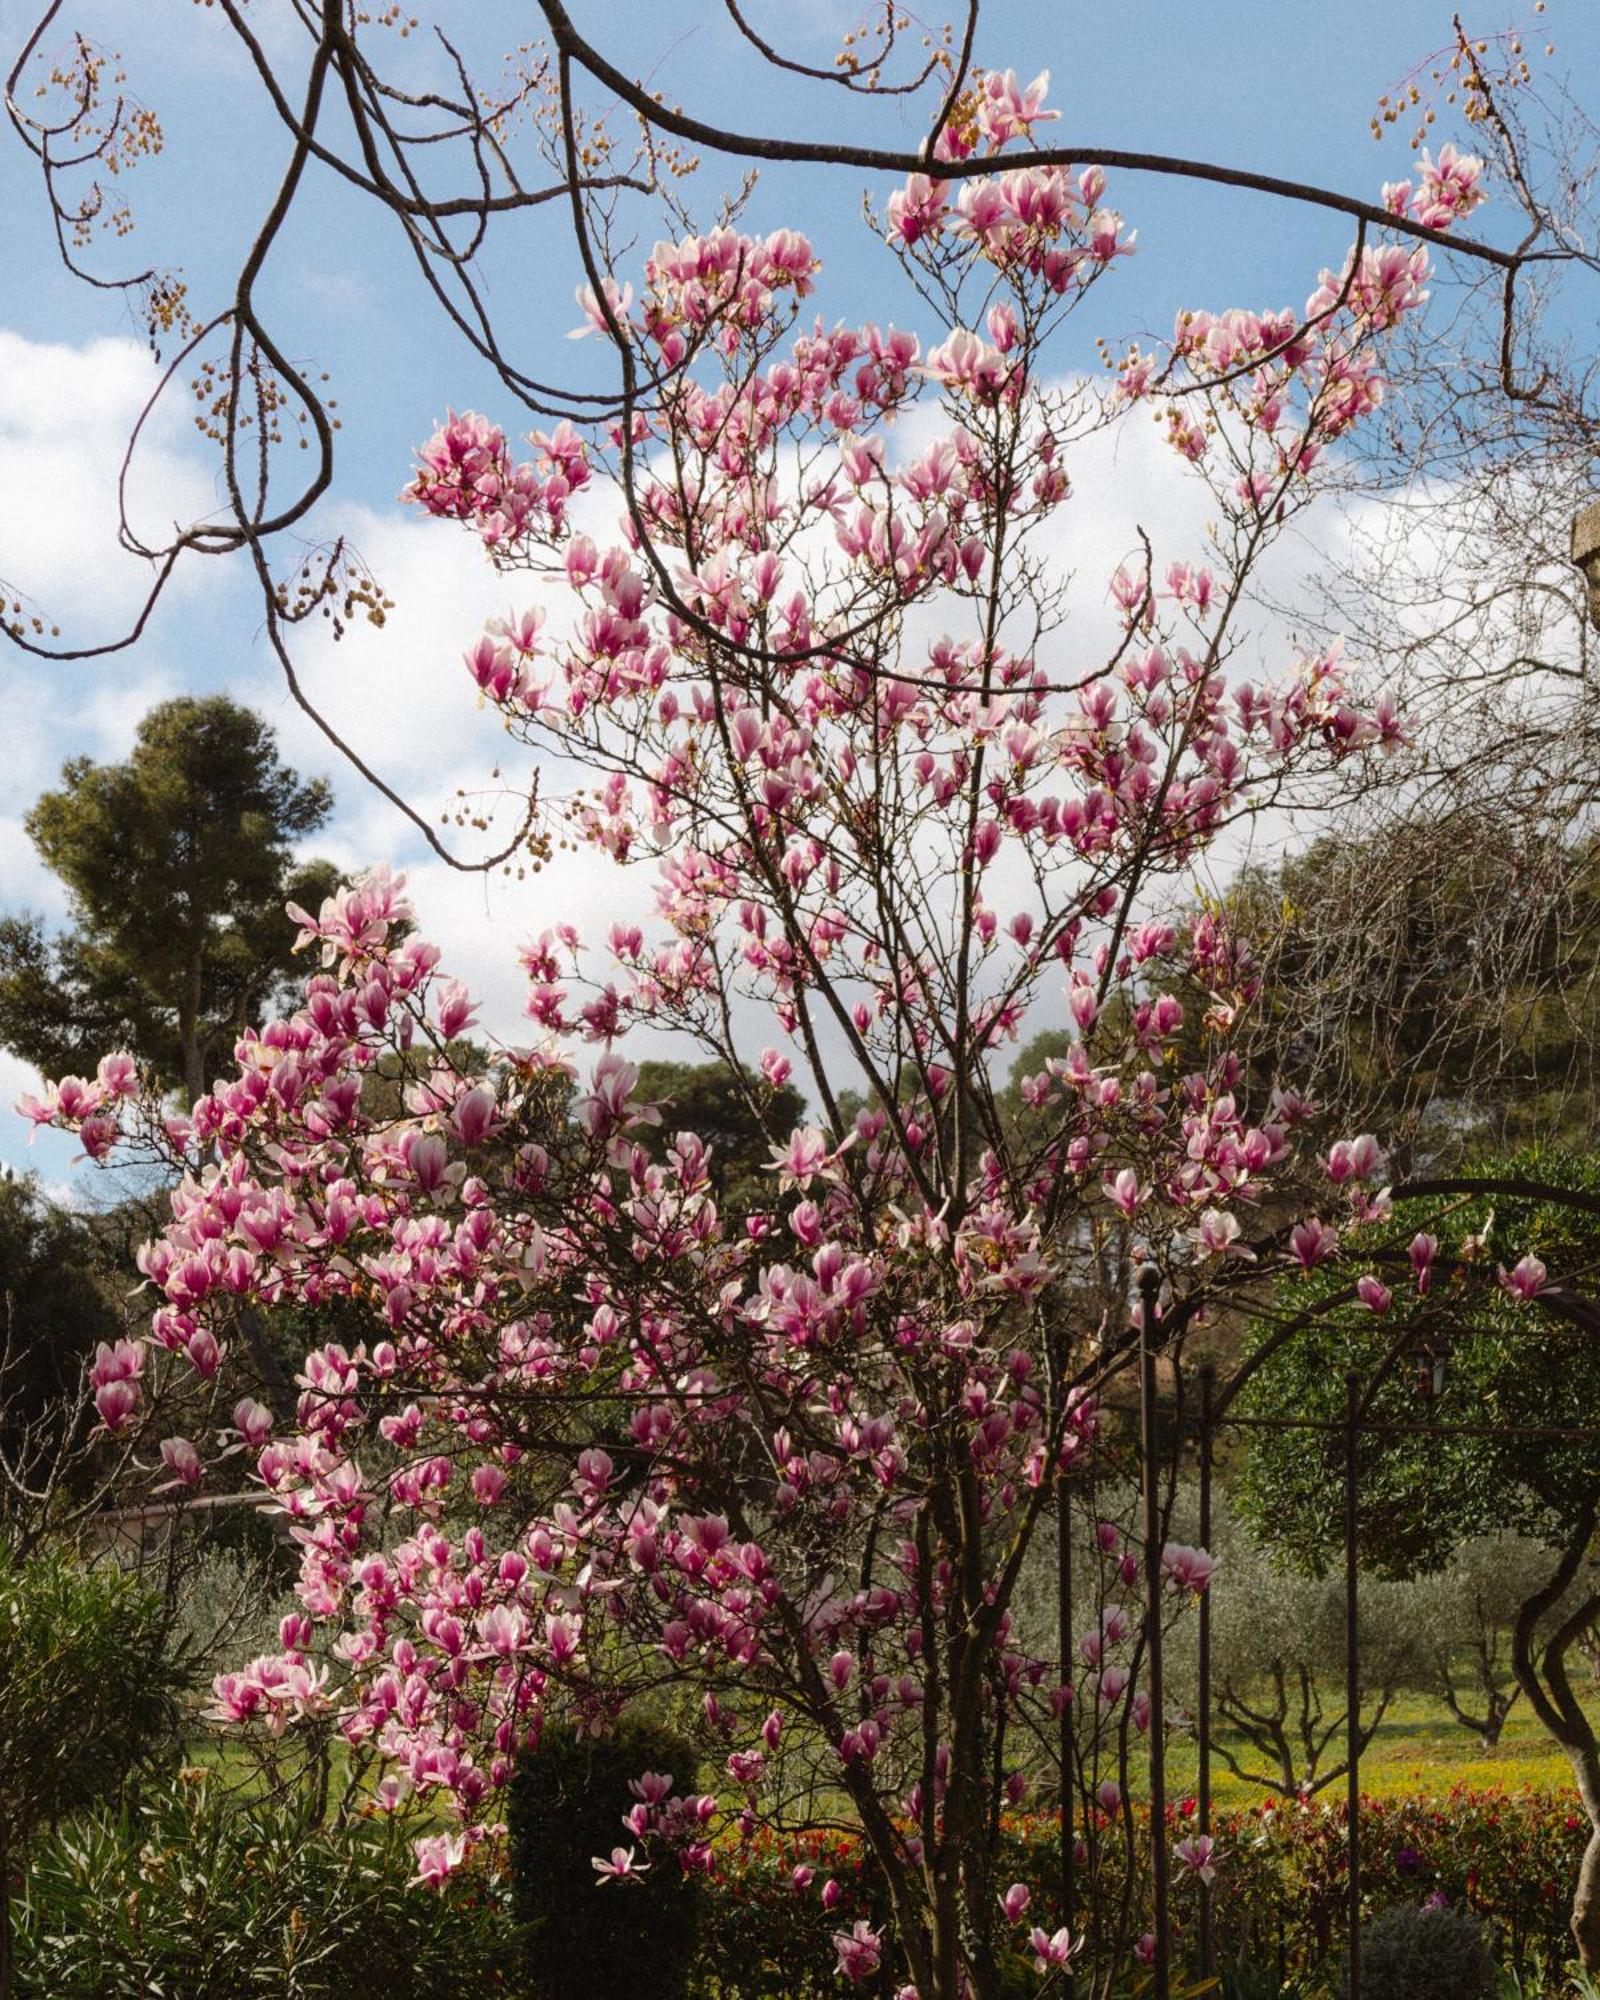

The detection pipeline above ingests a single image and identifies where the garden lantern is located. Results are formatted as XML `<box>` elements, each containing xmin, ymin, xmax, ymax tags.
<box><xmin>1575</xmin><ymin>499</ymin><xmax>1600</xmax><ymax>630</ymax></box>
<box><xmin>1413</xmin><ymin>1340</ymin><xmax>1449</xmax><ymax>1401</ymax></box>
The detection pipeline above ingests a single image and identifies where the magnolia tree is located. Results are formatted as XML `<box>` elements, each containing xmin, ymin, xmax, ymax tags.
<box><xmin>27</xmin><ymin>72</ymin><xmax>1511</xmax><ymax>2000</ymax></box>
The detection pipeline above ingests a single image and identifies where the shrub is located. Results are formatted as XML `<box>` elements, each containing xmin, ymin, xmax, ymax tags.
<box><xmin>13</xmin><ymin>1768</ymin><xmax>523</xmax><ymax>1998</ymax></box>
<box><xmin>681</xmin><ymin>1792</ymin><xmax>1590</xmax><ymax>1993</ymax></box>
<box><xmin>506</xmin><ymin>1719</ymin><xmax>702</xmax><ymax>2000</ymax></box>
<box><xmin>1206</xmin><ymin>1789</ymin><xmax>1587</xmax><ymax>1979</ymax></box>
<box><xmin>690</xmin><ymin>1823</ymin><xmax>893</xmax><ymax>1998</ymax></box>
<box><xmin>1338</xmin><ymin>1900</ymin><xmax>1498</xmax><ymax>1998</ymax></box>
<box><xmin>1</xmin><ymin>1540</ymin><xmax>184</xmax><ymax>1972</ymax></box>
<box><xmin>0</xmin><ymin>1544</ymin><xmax>182</xmax><ymax>1840</ymax></box>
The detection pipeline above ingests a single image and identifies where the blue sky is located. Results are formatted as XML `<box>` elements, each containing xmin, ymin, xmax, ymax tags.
<box><xmin>1</xmin><ymin>0</ymin><xmax>1592</xmax><ymax>1190</ymax></box>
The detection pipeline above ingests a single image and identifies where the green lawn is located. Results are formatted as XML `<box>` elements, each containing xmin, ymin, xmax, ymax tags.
<box><xmin>1161</xmin><ymin>1691</ymin><xmax>1580</xmax><ymax>1806</ymax></box>
<box><xmin>181</xmin><ymin>1686</ymin><xmax>1589</xmax><ymax>1834</ymax></box>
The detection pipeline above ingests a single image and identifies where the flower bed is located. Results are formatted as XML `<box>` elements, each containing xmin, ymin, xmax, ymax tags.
<box><xmin>686</xmin><ymin>1791</ymin><xmax>1589</xmax><ymax>1996</ymax></box>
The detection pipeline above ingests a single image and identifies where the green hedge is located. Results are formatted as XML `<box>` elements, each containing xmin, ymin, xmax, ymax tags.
<box><xmin>506</xmin><ymin>1719</ymin><xmax>703</xmax><ymax>2000</ymax></box>
<box><xmin>19</xmin><ymin>1768</ymin><xmax>1588</xmax><ymax>1998</ymax></box>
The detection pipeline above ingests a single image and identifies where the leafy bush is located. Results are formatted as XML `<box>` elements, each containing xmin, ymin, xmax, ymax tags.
<box><xmin>690</xmin><ymin>1823</ymin><xmax>891</xmax><ymax>1998</ymax></box>
<box><xmin>1207</xmin><ymin>1789</ymin><xmax>1586</xmax><ymax>1979</ymax></box>
<box><xmin>506</xmin><ymin>1719</ymin><xmax>702</xmax><ymax>2000</ymax></box>
<box><xmin>14</xmin><ymin>1768</ymin><xmax>523</xmax><ymax>1998</ymax></box>
<box><xmin>1339</xmin><ymin>1900</ymin><xmax>1498</xmax><ymax>1998</ymax></box>
<box><xmin>0</xmin><ymin>1544</ymin><xmax>181</xmax><ymax>1850</ymax></box>
<box><xmin>681</xmin><ymin>1792</ymin><xmax>1589</xmax><ymax>1994</ymax></box>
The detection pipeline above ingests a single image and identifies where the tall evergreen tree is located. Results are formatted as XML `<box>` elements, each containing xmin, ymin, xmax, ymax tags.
<box><xmin>0</xmin><ymin>697</ymin><xmax>338</xmax><ymax>1103</ymax></box>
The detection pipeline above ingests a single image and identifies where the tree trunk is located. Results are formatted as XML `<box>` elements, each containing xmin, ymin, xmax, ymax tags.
<box><xmin>1509</xmin><ymin>1516</ymin><xmax>1600</xmax><ymax>1971</ymax></box>
<box><xmin>1574</xmin><ymin>1819</ymin><xmax>1600</xmax><ymax>1971</ymax></box>
<box><xmin>180</xmin><ymin>945</ymin><xmax>205</xmax><ymax>1107</ymax></box>
<box><xmin>1561</xmin><ymin>1710</ymin><xmax>1600</xmax><ymax>1970</ymax></box>
<box><xmin>1481</xmin><ymin>1689</ymin><xmax>1518</xmax><ymax>1751</ymax></box>
<box><xmin>0</xmin><ymin>1809</ymin><xmax>15</xmax><ymax>2000</ymax></box>
<box><xmin>1440</xmin><ymin>1682</ymin><xmax>1518</xmax><ymax>1750</ymax></box>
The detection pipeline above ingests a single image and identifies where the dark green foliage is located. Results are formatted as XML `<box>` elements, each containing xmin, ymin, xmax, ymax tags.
<box><xmin>1237</xmin><ymin>1148</ymin><xmax>1600</xmax><ymax>1578</ymax></box>
<box><xmin>689</xmin><ymin>1840</ymin><xmax>889</xmax><ymax>1998</ymax></box>
<box><xmin>1338</xmin><ymin>1902</ymin><xmax>1498</xmax><ymax>1999</ymax></box>
<box><xmin>0</xmin><ymin>1542</ymin><xmax>185</xmax><ymax>1986</ymax></box>
<box><xmin>1218</xmin><ymin>1971</ymin><xmax>1313</xmax><ymax>2000</ymax></box>
<box><xmin>507</xmin><ymin>1718</ymin><xmax>702</xmax><ymax>2000</ymax></box>
<box><xmin>686</xmin><ymin>1794</ymin><xmax>1586</xmax><ymax>1993</ymax></box>
<box><xmin>0</xmin><ymin>1544</ymin><xmax>182</xmax><ymax>1844</ymax></box>
<box><xmin>0</xmin><ymin>696</ymin><xmax>338</xmax><ymax>1103</ymax></box>
<box><xmin>0</xmin><ymin>1173</ymin><xmax>121</xmax><ymax>1464</ymax></box>
<box><xmin>14</xmin><ymin>1770</ymin><xmax>524</xmax><ymax>1998</ymax></box>
<box><xmin>633</xmin><ymin>1059</ymin><xmax>804</xmax><ymax>1214</ymax></box>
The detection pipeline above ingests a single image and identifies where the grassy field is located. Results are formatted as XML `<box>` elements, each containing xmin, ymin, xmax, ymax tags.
<box><xmin>1161</xmin><ymin>1691</ymin><xmax>1579</xmax><ymax>1805</ymax></box>
<box><xmin>184</xmin><ymin>1688</ymin><xmax>1584</xmax><ymax>1821</ymax></box>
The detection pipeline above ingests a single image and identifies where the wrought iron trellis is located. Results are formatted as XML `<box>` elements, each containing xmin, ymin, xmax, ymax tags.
<box><xmin>1054</xmin><ymin>1253</ymin><xmax>1600</xmax><ymax>2000</ymax></box>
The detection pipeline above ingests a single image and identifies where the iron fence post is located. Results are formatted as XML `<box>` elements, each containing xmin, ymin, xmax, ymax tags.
<box><xmin>1139</xmin><ymin>1264</ymin><xmax>1170</xmax><ymax>1998</ymax></box>
<box><xmin>1344</xmin><ymin>1368</ymin><xmax>1362</xmax><ymax>1999</ymax></box>
<box><xmin>1058</xmin><ymin>1460</ymin><xmax>1075</xmax><ymax>1992</ymax></box>
<box><xmin>1198</xmin><ymin>1359</ymin><xmax>1215</xmax><ymax>1980</ymax></box>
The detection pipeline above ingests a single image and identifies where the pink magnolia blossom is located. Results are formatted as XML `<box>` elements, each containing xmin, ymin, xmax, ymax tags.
<box><xmin>230</xmin><ymin>1397</ymin><xmax>272</xmax><ymax>1446</ymax></box>
<box><xmin>834</xmin><ymin>1920</ymin><xmax>883</xmax><ymax>1984</ymax></box>
<box><xmin>471</xmin><ymin>1462</ymin><xmax>508</xmax><ymax>1505</ymax></box>
<box><xmin>1289</xmin><ymin>1216</ymin><xmax>1340</xmax><ymax>1268</ymax></box>
<box><xmin>1502</xmin><ymin>1254</ymin><xmax>1548</xmax><ymax>1304</ymax></box>
<box><xmin>1192</xmin><ymin>1208</ymin><xmax>1252</xmax><ymax>1259</ymax></box>
<box><xmin>593</xmin><ymin>1845</ymin><xmax>648</xmax><ymax>1883</ymax></box>
<box><xmin>157</xmin><ymin>1436</ymin><xmax>203</xmax><ymax>1489</ymax></box>
<box><xmin>413</xmin><ymin>1833</ymin><xmax>467</xmax><ymax>1887</ymax></box>
<box><xmin>1174</xmin><ymin>1832</ymin><xmax>1222</xmax><ymax>1885</ymax></box>
<box><xmin>1104</xmin><ymin>1168</ymin><xmax>1143</xmax><ymax>1218</ymax></box>
<box><xmin>1028</xmin><ymin>1925</ymin><xmax>1076</xmax><ymax>1971</ymax></box>
<box><xmin>769</xmin><ymin>1125</ymin><xmax>834</xmax><ymax>1190</ymax></box>
<box><xmin>1161</xmin><ymin>1544</ymin><xmax>1218</xmax><ymax>1594</ymax></box>
<box><xmin>1326</xmin><ymin>1134</ymin><xmax>1383</xmax><ymax>1183</ymax></box>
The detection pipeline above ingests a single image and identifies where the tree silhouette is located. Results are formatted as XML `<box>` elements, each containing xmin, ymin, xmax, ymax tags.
<box><xmin>0</xmin><ymin>696</ymin><xmax>338</xmax><ymax>1104</ymax></box>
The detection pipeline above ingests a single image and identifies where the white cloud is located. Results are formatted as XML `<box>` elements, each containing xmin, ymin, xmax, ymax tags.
<box><xmin>0</xmin><ymin>815</ymin><xmax>62</xmax><ymax>919</ymax></box>
<box><xmin>267</xmin><ymin>501</ymin><xmax>539</xmax><ymax>804</ymax></box>
<box><xmin>0</xmin><ymin>329</ymin><xmax>220</xmax><ymax>629</ymax></box>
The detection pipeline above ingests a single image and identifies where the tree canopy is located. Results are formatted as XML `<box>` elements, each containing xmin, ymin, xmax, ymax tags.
<box><xmin>1236</xmin><ymin>1149</ymin><xmax>1600</xmax><ymax>1578</ymax></box>
<box><xmin>0</xmin><ymin>697</ymin><xmax>338</xmax><ymax>1104</ymax></box>
<box><xmin>0</xmin><ymin>1174</ymin><xmax>123</xmax><ymax>1475</ymax></box>
<box><xmin>1224</xmin><ymin>823</ymin><xmax>1600</xmax><ymax>1165</ymax></box>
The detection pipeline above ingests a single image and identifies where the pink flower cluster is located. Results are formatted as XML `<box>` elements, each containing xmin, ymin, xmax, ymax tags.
<box><xmin>1111</xmin><ymin>141</ymin><xmax>1484</xmax><ymax>508</ymax></box>
<box><xmin>30</xmin><ymin>874</ymin><xmax>1233</xmax><ymax>1898</ymax></box>
<box><xmin>888</xmin><ymin>158</ymin><xmax>1131</xmax><ymax>296</ymax></box>
<box><xmin>22</xmin><ymin>60</ymin><xmax>1511</xmax><ymax>1992</ymax></box>
<box><xmin>1382</xmin><ymin>143</ymin><xmax>1488</xmax><ymax>230</ymax></box>
<box><xmin>929</xmin><ymin>65</ymin><xmax>1058</xmax><ymax>162</ymax></box>
<box><xmin>403</xmin><ymin>410</ymin><xmax>591</xmax><ymax>554</ymax></box>
<box><xmin>18</xmin><ymin>1048</ymin><xmax>138</xmax><ymax>1159</ymax></box>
